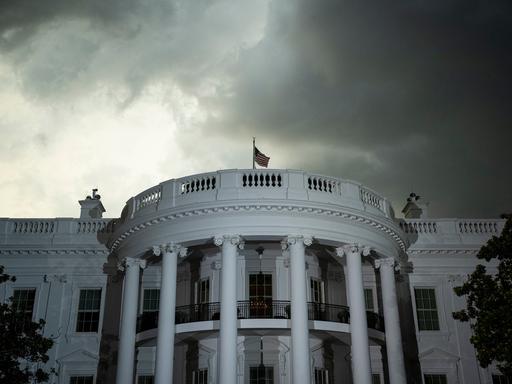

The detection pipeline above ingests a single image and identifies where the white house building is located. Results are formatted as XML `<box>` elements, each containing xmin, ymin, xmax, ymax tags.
<box><xmin>0</xmin><ymin>169</ymin><xmax>507</xmax><ymax>384</ymax></box>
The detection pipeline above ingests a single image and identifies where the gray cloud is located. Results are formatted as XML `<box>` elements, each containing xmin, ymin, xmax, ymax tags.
<box><xmin>0</xmin><ymin>0</ymin><xmax>510</xmax><ymax>218</ymax></box>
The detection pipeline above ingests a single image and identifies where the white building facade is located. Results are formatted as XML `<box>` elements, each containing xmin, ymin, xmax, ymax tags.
<box><xmin>0</xmin><ymin>169</ymin><xmax>507</xmax><ymax>384</ymax></box>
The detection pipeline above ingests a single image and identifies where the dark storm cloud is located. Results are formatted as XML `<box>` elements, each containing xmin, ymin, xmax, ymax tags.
<box><xmin>191</xmin><ymin>0</ymin><xmax>512</xmax><ymax>217</ymax></box>
<box><xmin>1</xmin><ymin>0</ymin><xmax>509</xmax><ymax>218</ymax></box>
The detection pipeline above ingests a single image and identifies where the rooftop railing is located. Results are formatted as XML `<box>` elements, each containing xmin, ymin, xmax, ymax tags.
<box><xmin>127</xmin><ymin>169</ymin><xmax>391</xmax><ymax>221</ymax></box>
<box><xmin>136</xmin><ymin>300</ymin><xmax>385</xmax><ymax>333</ymax></box>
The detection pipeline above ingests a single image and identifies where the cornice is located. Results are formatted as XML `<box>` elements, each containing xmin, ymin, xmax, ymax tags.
<box><xmin>110</xmin><ymin>203</ymin><xmax>407</xmax><ymax>253</ymax></box>
<box><xmin>0</xmin><ymin>249</ymin><xmax>110</xmax><ymax>256</ymax></box>
<box><xmin>407</xmin><ymin>249</ymin><xmax>478</xmax><ymax>255</ymax></box>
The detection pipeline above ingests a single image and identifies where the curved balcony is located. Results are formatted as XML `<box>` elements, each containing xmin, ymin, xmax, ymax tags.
<box><xmin>136</xmin><ymin>301</ymin><xmax>384</xmax><ymax>333</ymax></box>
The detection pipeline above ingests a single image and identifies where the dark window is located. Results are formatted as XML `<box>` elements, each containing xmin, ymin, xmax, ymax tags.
<box><xmin>372</xmin><ymin>373</ymin><xmax>381</xmax><ymax>384</ymax></box>
<box><xmin>143</xmin><ymin>289</ymin><xmax>160</xmax><ymax>312</ymax></box>
<box><xmin>493</xmin><ymin>375</ymin><xmax>512</xmax><ymax>384</ymax></box>
<box><xmin>314</xmin><ymin>368</ymin><xmax>329</xmax><ymax>384</ymax></box>
<box><xmin>138</xmin><ymin>375</ymin><xmax>154</xmax><ymax>384</ymax></box>
<box><xmin>415</xmin><ymin>288</ymin><xmax>440</xmax><ymax>331</ymax></box>
<box><xmin>12</xmin><ymin>289</ymin><xmax>36</xmax><ymax>323</ymax></box>
<box><xmin>249</xmin><ymin>366</ymin><xmax>273</xmax><ymax>384</ymax></box>
<box><xmin>198</xmin><ymin>279</ymin><xmax>210</xmax><ymax>304</ymax></box>
<box><xmin>311</xmin><ymin>279</ymin><xmax>324</xmax><ymax>304</ymax></box>
<box><xmin>76</xmin><ymin>289</ymin><xmax>102</xmax><ymax>332</ymax></box>
<box><xmin>364</xmin><ymin>289</ymin><xmax>374</xmax><ymax>311</ymax></box>
<box><xmin>424</xmin><ymin>374</ymin><xmax>447</xmax><ymax>384</ymax></box>
<box><xmin>69</xmin><ymin>376</ymin><xmax>93</xmax><ymax>384</ymax></box>
<box><xmin>193</xmin><ymin>369</ymin><xmax>208</xmax><ymax>384</ymax></box>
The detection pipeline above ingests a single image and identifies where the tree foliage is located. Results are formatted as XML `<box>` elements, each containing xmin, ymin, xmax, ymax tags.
<box><xmin>453</xmin><ymin>215</ymin><xmax>512</xmax><ymax>376</ymax></box>
<box><xmin>0</xmin><ymin>266</ymin><xmax>54</xmax><ymax>384</ymax></box>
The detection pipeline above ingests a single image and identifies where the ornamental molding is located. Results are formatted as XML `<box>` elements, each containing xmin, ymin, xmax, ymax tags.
<box><xmin>335</xmin><ymin>244</ymin><xmax>372</xmax><ymax>258</ymax></box>
<box><xmin>117</xmin><ymin>257</ymin><xmax>147</xmax><ymax>271</ymax></box>
<box><xmin>213</xmin><ymin>235</ymin><xmax>244</xmax><ymax>249</ymax></box>
<box><xmin>283</xmin><ymin>235</ymin><xmax>313</xmax><ymax>249</ymax></box>
<box><xmin>152</xmin><ymin>242</ymin><xmax>188</xmax><ymax>258</ymax></box>
<box><xmin>109</xmin><ymin>204</ymin><xmax>406</xmax><ymax>253</ymax></box>
<box><xmin>374</xmin><ymin>257</ymin><xmax>400</xmax><ymax>271</ymax></box>
<box><xmin>0</xmin><ymin>249</ymin><xmax>109</xmax><ymax>256</ymax></box>
<box><xmin>408</xmin><ymin>249</ymin><xmax>478</xmax><ymax>255</ymax></box>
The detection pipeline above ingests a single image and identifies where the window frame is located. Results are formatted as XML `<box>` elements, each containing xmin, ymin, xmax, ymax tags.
<box><xmin>68</xmin><ymin>375</ymin><xmax>95</xmax><ymax>384</ymax></box>
<box><xmin>413</xmin><ymin>287</ymin><xmax>441</xmax><ymax>332</ymax></box>
<box><xmin>141</xmin><ymin>288</ymin><xmax>160</xmax><ymax>313</ymax></box>
<box><xmin>75</xmin><ymin>288</ymin><xmax>103</xmax><ymax>333</ymax></box>
<box><xmin>423</xmin><ymin>373</ymin><xmax>448</xmax><ymax>384</ymax></box>
<box><xmin>310</xmin><ymin>278</ymin><xmax>325</xmax><ymax>304</ymax></box>
<box><xmin>12</xmin><ymin>288</ymin><xmax>37</xmax><ymax>323</ymax></box>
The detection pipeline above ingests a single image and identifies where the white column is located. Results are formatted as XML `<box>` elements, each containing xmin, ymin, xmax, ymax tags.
<box><xmin>286</xmin><ymin>235</ymin><xmax>312</xmax><ymax>384</ymax></box>
<box><xmin>214</xmin><ymin>235</ymin><xmax>243</xmax><ymax>384</ymax></box>
<box><xmin>336</xmin><ymin>245</ymin><xmax>372</xmax><ymax>384</ymax></box>
<box><xmin>375</xmin><ymin>258</ymin><xmax>406</xmax><ymax>384</ymax></box>
<box><xmin>116</xmin><ymin>257</ymin><xmax>146</xmax><ymax>384</ymax></box>
<box><xmin>153</xmin><ymin>243</ymin><xmax>187</xmax><ymax>384</ymax></box>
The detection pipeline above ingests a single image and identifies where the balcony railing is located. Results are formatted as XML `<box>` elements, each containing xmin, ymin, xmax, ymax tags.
<box><xmin>136</xmin><ymin>301</ymin><xmax>384</xmax><ymax>333</ymax></box>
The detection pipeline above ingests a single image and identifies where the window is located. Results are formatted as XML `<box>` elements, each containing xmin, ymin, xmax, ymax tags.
<box><xmin>249</xmin><ymin>273</ymin><xmax>272</xmax><ymax>318</ymax></box>
<box><xmin>76</xmin><ymin>289</ymin><xmax>102</xmax><ymax>332</ymax></box>
<box><xmin>311</xmin><ymin>279</ymin><xmax>324</xmax><ymax>303</ymax></box>
<box><xmin>193</xmin><ymin>369</ymin><xmax>208</xmax><ymax>384</ymax></box>
<box><xmin>364</xmin><ymin>288</ymin><xmax>374</xmax><ymax>311</ymax></box>
<box><xmin>250</xmin><ymin>366</ymin><xmax>273</xmax><ymax>384</ymax></box>
<box><xmin>142</xmin><ymin>289</ymin><xmax>160</xmax><ymax>313</ymax></box>
<box><xmin>314</xmin><ymin>368</ymin><xmax>329</xmax><ymax>384</ymax></box>
<box><xmin>424</xmin><ymin>374</ymin><xmax>447</xmax><ymax>384</ymax></box>
<box><xmin>198</xmin><ymin>279</ymin><xmax>209</xmax><ymax>304</ymax></box>
<box><xmin>12</xmin><ymin>289</ymin><xmax>36</xmax><ymax>323</ymax></box>
<box><xmin>138</xmin><ymin>376</ymin><xmax>154</xmax><ymax>384</ymax></box>
<box><xmin>372</xmin><ymin>374</ymin><xmax>381</xmax><ymax>384</ymax></box>
<box><xmin>69</xmin><ymin>376</ymin><xmax>93</xmax><ymax>384</ymax></box>
<box><xmin>493</xmin><ymin>375</ymin><xmax>512</xmax><ymax>384</ymax></box>
<box><xmin>414</xmin><ymin>288</ymin><xmax>440</xmax><ymax>331</ymax></box>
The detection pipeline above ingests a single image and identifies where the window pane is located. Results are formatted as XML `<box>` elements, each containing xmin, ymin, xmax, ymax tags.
<box><xmin>76</xmin><ymin>289</ymin><xmax>101</xmax><ymax>332</ymax></box>
<box><xmin>364</xmin><ymin>289</ymin><xmax>374</xmax><ymax>311</ymax></box>
<box><xmin>424</xmin><ymin>374</ymin><xmax>447</xmax><ymax>384</ymax></box>
<box><xmin>249</xmin><ymin>366</ymin><xmax>273</xmax><ymax>384</ymax></box>
<box><xmin>143</xmin><ymin>289</ymin><xmax>160</xmax><ymax>312</ymax></box>
<box><xmin>13</xmin><ymin>289</ymin><xmax>36</xmax><ymax>322</ymax></box>
<box><xmin>193</xmin><ymin>369</ymin><xmax>208</xmax><ymax>384</ymax></box>
<box><xmin>415</xmin><ymin>288</ymin><xmax>440</xmax><ymax>331</ymax></box>
<box><xmin>314</xmin><ymin>368</ymin><xmax>329</xmax><ymax>384</ymax></box>
<box><xmin>372</xmin><ymin>374</ymin><xmax>381</xmax><ymax>384</ymax></box>
<box><xmin>69</xmin><ymin>376</ymin><xmax>94</xmax><ymax>384</ymax></box>
<box><xmin>138</xmin><ymin>375</ymin><xmax>154</xmax><ymax>384</ymax></box>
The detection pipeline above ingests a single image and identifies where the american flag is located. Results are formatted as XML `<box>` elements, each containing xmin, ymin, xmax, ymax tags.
<box><xmin>254</xmin><ymin>147</ymin><xmax>270</xmax><ymax>168</ymax></box>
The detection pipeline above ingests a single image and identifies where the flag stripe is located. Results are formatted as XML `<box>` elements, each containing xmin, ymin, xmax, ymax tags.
<box><xmin>254</xmin><ymin>147</ymin><xmax>270</xmax><ymax>167</ymax></box>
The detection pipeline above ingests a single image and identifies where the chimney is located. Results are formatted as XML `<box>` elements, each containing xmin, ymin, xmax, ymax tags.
<box><xmin>402</xmin><ymin>192</ymin><xmax>429</xmax><ymax>219</ymax></box>
<box><xmin>79</xmin><ymin>189</ymin><xmax>105</xmax><ymax>219</ymax></box>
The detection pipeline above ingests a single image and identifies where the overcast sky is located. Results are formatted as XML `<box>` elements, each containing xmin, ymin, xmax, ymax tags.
<box><xmin>0</xmin><ymin>0</ymin><xmax>510</xmax><ymax>219</ymax></box>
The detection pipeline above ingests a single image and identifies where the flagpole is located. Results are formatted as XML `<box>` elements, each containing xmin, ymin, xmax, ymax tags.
<box><xmin>252</xmin><ymin>137</ymin><xmax>256</xmax><ymax>169</ymax></box>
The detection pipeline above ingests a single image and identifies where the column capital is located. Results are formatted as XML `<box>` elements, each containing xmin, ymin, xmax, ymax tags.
<box><xmin>335</xmin><ymin>243</ymin><xmax>371</xmax><ymax>258</ymax></box>
<box><xmin>152</xmin><ymin>242</ymin><xmax>188</xmax><ymax>258</ymax></box>
<box><xmin>374</xmin><ymin>257</ymin><xmax>399</xmax><ymax>271</ymax></box>
<box><xmin>213</xmin><ymin>235</ymin><xmax>244</xmax><ymax>249</ymax></box>
<box><xmin>117</xmin><ymin>257</ymin><xmax>147</xmax><ymax>272</ymax></box>
<box><xmin>283</xmin><ymin>235</ymin><xmax>313</xmax><ymax>249</ymax></box>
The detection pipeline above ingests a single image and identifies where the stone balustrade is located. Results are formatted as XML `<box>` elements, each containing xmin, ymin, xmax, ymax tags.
<box><xmin>401</xmin><ymin>218</ymin><xmax>506</xmax><ymax>247</ymax></box>
<box><xmin>126</xmin><ymin>169</ymin><xmax>391</xmax><ymax>220</ymax></box>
